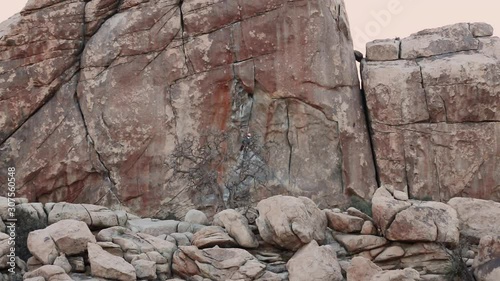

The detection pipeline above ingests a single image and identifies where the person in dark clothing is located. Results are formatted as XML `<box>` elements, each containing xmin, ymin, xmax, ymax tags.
<box><xmin>240</xmin><ymin>133</ymin><xmax>252</xmax><ymax>151</ymax></box>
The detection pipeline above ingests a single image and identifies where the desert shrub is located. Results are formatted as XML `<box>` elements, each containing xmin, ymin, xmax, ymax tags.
<box><xmin>15</xmin><ymin>205</ymin><xmax>47</xmax><ymax>261</ymax></box>
<box><xmin>349</xmin><ymin>195</ymin><xmax>372</xmax><ymax>217</ymax></box>
<box><xmin>164</xmin><ymin>131</ymin><xmax>269</xmax><ymax>211</ymax></box>
<box><xmin>443</xmin><ymin>239</ymin><xmax>476</xmax><ymax>281</ymax></box>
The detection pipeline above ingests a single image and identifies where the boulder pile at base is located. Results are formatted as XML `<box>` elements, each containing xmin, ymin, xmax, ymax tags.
<box><xmin>1</xmin><ymin>188</ymin><xmax>499</xmax><ymax>281</ymax></box>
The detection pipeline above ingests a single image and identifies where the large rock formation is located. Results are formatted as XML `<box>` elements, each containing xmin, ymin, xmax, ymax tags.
<box><xmin>0</xmin><ymin>0</ymin><xmax>377</xmax><ymax>217</ymax></box>
<box><xmin>362</xmin><ymin>22</ymin><xmax>500</xmax><ymax>202</ymax></box>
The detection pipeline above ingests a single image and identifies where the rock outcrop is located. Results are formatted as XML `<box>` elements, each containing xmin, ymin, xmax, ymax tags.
<box><xmin>362</xmin><ymin>22</ymin><xmax>500</xmax><ymax>202</ymax></box>
<box><xmin>474</xmin><ymin>235</ymin><xmax>500</xmax><ymax>281</ymax></box>
<box><xmin>373</xmin><ymin>186</ymin><xmax>459</xmax><ymax>245</ymax></box>
<box><xmin>286</xmin><ymin>241</ymin><xmax>343</xmax><ymax>281</ymax></box>
<box><xmin>255</xmin><ymin>196</ymin><xmax>327</xmax><ymax>251</ymax></box>
<box><xmin>0</xmin><ymin>0</ymin><xmax>377</xmax><ymax>218</ymax></box>
<box><xmin>448</xmin><ymin>197</ymin><xmax>500</xmax><ymax>242</ymax></box>
<box><xmin>88</xmin><ymin>242</ymin><xmax>137</xmax><ymax>281</ymax></box>
<box><xmin>1</xmin><ymin>1</ymin><xmax>500</xmax><ymax>279</ymax></box>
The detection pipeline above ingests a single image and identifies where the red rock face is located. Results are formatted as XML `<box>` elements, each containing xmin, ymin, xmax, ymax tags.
<box><xmin>0</xmin><ymin>0</ymin><xmax>377</xmax><ymax>217</ymax></box>
<box><xmin>363</xmin><ymin>23</ymin><xmax>500</xmax><ymax>202</ymax></box>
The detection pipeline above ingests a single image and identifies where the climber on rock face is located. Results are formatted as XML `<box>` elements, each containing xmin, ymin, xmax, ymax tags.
<box><xmin>240</xmin><ymin>133</ymin><xmax>252</xmax><ymax>151</ymax></box>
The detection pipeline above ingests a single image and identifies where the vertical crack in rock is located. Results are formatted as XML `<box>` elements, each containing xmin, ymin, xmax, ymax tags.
<box><xmin>273</xmin><ymin>96</ymin><xmax>345</xmax><ymax>190</ymax></box>
<box><xmin>360</xmin><ymin>86</ymin><xmax>381</xmax><ymax>187</ymax></box>
<box><xmin>433</xmin><ymin>153</ymin><xmax>443</xmax><ymax>201</ymax></box>
<box><xmin>72</xmin><ymin>0</ymin><xmax>123</xmax><ymax>205</ymax></box>
<box><xmin>285</xmin><ymin>101</ymin><xmax>293</xmax><ymax>184</ymax></box>
<box><xmin>417</xmin><ymin>62</ymin><xmax>431</xmax><ymax>123</ymax></box>
<box><xmin>336</xmin><ymin>121</ymin><xmax>345</xmax><ymax>193</ymax></box>
<box><xmin>229</xmin><ymin>67</ymin><xmax>255</xmax><ymax>137</ymax></box>
<box><xmin>73</xmin><ymin>89</ymin><xmax>123</xmax><ymax>206</ymax></box>
<box><xmin>178</xmin><ymin>0</ymin><xmax>193</xmax><ymax>72</ymax></box>
<box><xmin>402</xmin><ymin>141</ymin><xmax>410</xmax><ymax>198</ymax></box>
<box><xmin>439</xmin><ymin>95</ymin><xmax>449</xmax><ymax>123</ymax></box>
<box><xmin>167</xmin><ymin>88</ymin><xmax>179</xmax><ymax>143</ymax></box>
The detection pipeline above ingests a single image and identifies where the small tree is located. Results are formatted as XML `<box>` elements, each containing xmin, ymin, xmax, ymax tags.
<box><xmin>165</xmin><ymin>131</ymin><xmax>268</xmax><ymax>210</ymax></box>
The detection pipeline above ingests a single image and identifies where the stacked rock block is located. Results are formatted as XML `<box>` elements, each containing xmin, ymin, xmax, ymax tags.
<box><xmin>362</xmin><ymin>22</ymin><xmax>500</xmax><ymax>202</ymax></box>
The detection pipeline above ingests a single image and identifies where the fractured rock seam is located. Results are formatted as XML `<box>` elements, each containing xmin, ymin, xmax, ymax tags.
<box><xmin>75</xmin><ymin>0</ymin><xmax>124</xmax><ymax>206</ymax></box>
<box><xmin>285</xmin><ymin>102</ymin><xmax>293</xmax><ymax>183</ymax></box>
<box><xmin>359</xmin><ymin>87</ymin><xmax>381</xmax><ymax>187</ymax></box>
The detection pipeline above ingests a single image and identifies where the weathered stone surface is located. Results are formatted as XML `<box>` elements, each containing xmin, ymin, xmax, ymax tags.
<box><xmin>361</xmin><ymin>221</ymin><xmax>377</xmax><ymax>235</ymax></box>
<box><xmin>256</xmin><ymin>196</ymin><xmax>327</xmax><ymax>251</ymax></box>
<box><xmin>48</xmin><ymin>202</ymin><xmax>121</xmax><ymax>229</ymax></box>
<box><xmin>27</xmin><ymin>256</ymin><xmax>43</xmax><ymax>272</ymax></box>
<box><xmin>46</xmin><ymin>219</ymin><xmax>96</xmax><ymax>255</ymax></box>
<box><xmin>448</xmin><ymin>197</ymin><xmax>500</xmax><ymax>241</ymax></box>
<box><xmin>23</xmin><ymin>265</ymin><xmax>73</xmax><ymax>281</ymax></box>
<box><xmin>191</xmin><ymin>226</ymin><xmax>237</xmax><ymax>248</ymax></box>
<box><xmin>96</xmin><ymin>226</ymin><xmax>133</xmax><ymax>242</ymax></box>
<box><xmin>393</xmin><ymin>190</ymin><xmax>408</xmax><ymax>201</ymax></box>
<box><xmin>213</xmin><ymin>209</ymin><xmax>259</xmax><ymax>248</ymax></box>
<box><xmin>172</xmin><ymin>246</ymin><xmax>266</xmax><ymax>280</ymax></box>
<box><xmin>184</xmin><ymin>210</ymin><xmax>209</xmax><ymax>226</ymax></box>
<box><xmin>335</xmin><ymin>234</ymin><xmax>388</xmax><ymax>254</ymax></box>
<box><xmin>27</xmin><ymin>229</ymin><xmax>59</xmax><ymax>265</ymax></box>
<box><xmin>363</xmin><ymin>23</ymin><xmax>500</xmax><ymax>202</ymax></box>
<box><xmin>167</xmin><ymin>232</ymin><xmax>193</xmax><ymax>247</ymax></box>
<box><xmin>24</xmin><ymin>277</ymin><xmax>46</xmax><ymax>281</ymax></box>
<box><xmin>474</xmin><ymin>235</ymin><xmax>500</xmax><ymax>281</ymax></box>
<box><xmin>385</xmin><ymin>202</ymin><xmax>459</xmax><ymax>245</ymax></box>
<box><xmin>0</xmin><ymin>0</ymin><xmax>377</xmax><ymax>218</ymax></box>
<box><xmin>88</xmin><ymin>242</ymin><xmax>137</xmax><ymax>281</ymax></box>
<box><xmin>48</xmin><ymin>203</ymin><xmax>91</xmax><ymax>225</ymax></box>
<box><xmin>397</xmin><ymin>243</ymin><xmax>450</xmax><ymax>274</ymax></box>
<box><xmin>286</xmin><ymin>241</ymin><xmax>343</xmax><ymax>281</ymax></box>
<box><xmin>475</xmin><ymin>260</ymin><xmax>500</xmax><ymax>281</ymax></box>
<box><xmin>366</xmin><ymin>39</ymin><xmax>400</xmax><ymax>61</ymax></box>
<box><xmin>0</xmin><ymin>2</ymin><xmax>84</xmax><ymax>144</ymax></box>
<box><xmin>97</xmin><ymin>241</ymin><xmax>124</xmax><ymax>257</ymax></box>
<box><xmin>371</xmin><ymin>187</ymin><xmax>411</xmax><ymax>235</ymax></box>
<box><xmin>362</xmin><ymin>60</ymin><xmax>429</xmax><ymax>126</ymax></box>
<box><xmin>373</xmin><ymin>246</ymin><xmax>405</xmax><ymax>262</ymax></box>
<box><xmin>470</xmin><ymin>22</ymin><xmax>494</xmax><ymax>37</ymax></box>
<box><xmin>53</xmin><ymin>255</ymin><xmax>71</xmax><ymax>273</ymax></box>
<box><xmin>400</xmin><ymin>23</ymin><xmax>479</xmax><ymax>59</ymax></box>
<box><xmin>371</xmin><ymin>268</ymin><xmax>421</xmax><ymax>281</ymax></box>
<box><xmin>420</xmin><ymin>274</ymin><xmax>448</xmax><ymax>281</ymax></box>
<box><xmin>82</xmin><ymin>204</ymin><xmax>120</xmax><ymax>228</ymax></box>
<box><xmin>346</xmin><ymin>257</ymin><xmax>382</xmax><ymax>281</ymax></box>
<box><xmin>126</xmin><ymin>219</ymin><xmax>180</xmax><ymax>236</ymax></box>
<box><xmin>132</xmin><ymin>259</ymin><xmax>157</xmax><ymax>280</ymax></box>
<box><xmin>325</xmin><ymin>211</ymin><xmax>364</xmax><ymax>233</ymax></box>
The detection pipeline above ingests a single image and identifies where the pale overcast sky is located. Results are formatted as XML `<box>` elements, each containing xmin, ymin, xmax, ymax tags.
<box><xmin>1</xmin><ymin>0</ymin><xmax>499</xmax><ymax>53</ymax></box>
